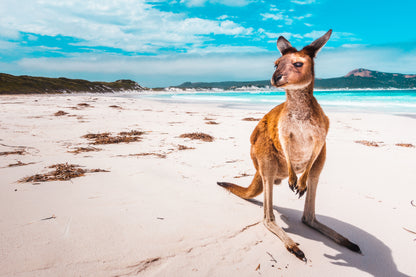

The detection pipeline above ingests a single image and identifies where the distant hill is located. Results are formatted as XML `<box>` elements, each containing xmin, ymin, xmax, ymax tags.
<box><xmin>2</xmin><ymin>69</ymin><xmax>415</xmax><ymax>94</ymax></box>
<box><xmin>315</xmin><ymin>68</ymin><xmax>416</xmax><ymax>89</ymax></box>
<box><xmin>173</xmin><ymin>68</ymin><xmax>416</xmax><ymax>90</ymax></box>
<box><xmin>0</xmin><ymin>73</ymin><xmax>146</xmax><ymax>94</ymax></box>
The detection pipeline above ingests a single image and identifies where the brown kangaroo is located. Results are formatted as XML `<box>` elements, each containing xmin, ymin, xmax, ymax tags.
<box><xmin>217</xmin><ymin>29</ymin><xmax>360</xmax><ymax>261</ymax></box>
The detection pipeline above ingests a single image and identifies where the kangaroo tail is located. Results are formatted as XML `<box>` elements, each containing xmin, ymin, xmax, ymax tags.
<box><xmin>217</xmin><ymin>171</ymin><xmax>262</xmax><ymax>199</ymax></box>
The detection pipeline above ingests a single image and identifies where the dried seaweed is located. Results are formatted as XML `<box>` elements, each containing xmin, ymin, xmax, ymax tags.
<box><xmin>395</xmin><ymin>143</ymin><xmax>415</xmax><ymax>148</ymax></box>
<box><xmin>118</xmin><ymin>130</ymin><xmax>145</xmax><ymax>136</ymax></box>
<box><xmin>355</xmin><ymin>140</ymin><xmax>382</xmax><ymax>147</ymax></box>
<box><xmin>205</xmin><ymin>121</ymin><xmax>219</xmax><ymax>125</ymax></box>
<box><xmin>242</xmin><ymin>117</ymin><xmax>261</xmax><ymax>121</ymax></box>
<box><xmin>179</xmin><ymin>132</ymin><xmax>214</xmax><ymax>142</ymax></box>
<box><xmin>0</xmin><ymin>150</ymin><xmax>25</xmax><ymax>156</ymax></box>
<box><xmin>178</xmin><ymin>144</ymin><xmax>195</xmax><ymax>150</ymax></box>
<box><xmin>128</xmin><ymin>153</ymin><xmax>167</xmax><ymax>159</ymax></box>
<box><xmin>234</xmin><ymin>172</ymin><xmax>252</xmax><ymax>178</ymax></box>
<box><xmin>82</xmin><ymin>130</ymin><xmax>144</xmax><ymax>144</ymax></box>
<box><xmin>77</xmin><ymin>103</ymin><xmax>92</xmax><ymax>107</ymax></box>
<box><xmin>41</xmin><ymin>215</ymin><xmax>56</xmax><ymax>221</ymax></box>
<box><xmin>19</xmin><ymin>163</ymin><xmax>109</xmax><ymax>183</ymax></box>
<box><xmin>109</xmin><ymin>105</ymin><xmax>123</xmax><ymax>109</ymax></box>
<box><xmin>67</xmin><ymin>146</ymin><xmax>102</xmax><ymax>154</ymax></box>
<box><xmin>7</xmin><ymin>161</ymin><xmax>35</xmax><ymax>167</ymax></box>
<box><xmin>54</xmin><ymin>110</ymin><xmax>69</xmax><ymax>116</ymax></box>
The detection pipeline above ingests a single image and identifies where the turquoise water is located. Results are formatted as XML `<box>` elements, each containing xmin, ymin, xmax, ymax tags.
<box><xmin>131</xmin><ymin>89</ymin><xmax>416</xmax><ymax>115</ymax></box>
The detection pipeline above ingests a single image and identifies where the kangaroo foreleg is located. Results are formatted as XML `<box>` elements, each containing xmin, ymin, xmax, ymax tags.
<box><xmin>280</xmin><ymin>139</ymin><xmax>298</xmax><ymax>192</ymax></box>
<box><xmin>296</xmin><ymin>141</ymin><xmax>325</xmax><ymax>198</ymax></box>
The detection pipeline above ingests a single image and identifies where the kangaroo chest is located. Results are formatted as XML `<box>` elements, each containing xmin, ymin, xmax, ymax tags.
<box><xmin>278</xmin><ymin>116</ymin><xmax>326</xmax><ymax>172</ymax></box>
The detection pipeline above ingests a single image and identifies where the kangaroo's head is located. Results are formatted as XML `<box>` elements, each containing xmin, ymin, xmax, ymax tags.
<box><xmin>271</xmin><ymin>29</ymin><xmax>332</xmax><ymax>89</ymax></box>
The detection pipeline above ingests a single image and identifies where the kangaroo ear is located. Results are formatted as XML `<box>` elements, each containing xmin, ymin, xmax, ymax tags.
<box><xmin>303</xmin><ymin>29</ymin><xmax>332</xmax><ymax>58</ymax></box>
<box><xmin>277</xmin><ymin>36</ymin><xmax>297</xmax><ymax>55</ymax></box>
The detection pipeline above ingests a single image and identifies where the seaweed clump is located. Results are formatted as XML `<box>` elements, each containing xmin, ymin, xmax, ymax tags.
<box><xmin>355</xmin><ymin>140</ymin><xmax>382</xmax><ymax>147</ymax></box>
<box><xmin>179</xmin><ymin>132</ymin><xmax>214</xmax><ymax>142</ymax></box>
<box><xmin>82</xmin><ymin>130</ymin><xmax>144</xmax><ymax>145</ymax></box>
<box><xmin>67</xmin><ymin>146</ymin><xmax>102</xmax><ymax>154</ymax></box>
<box><xmin>19</xmin><ymin>163</ymin><xmax>108</xmax><ymax>183</ymax></box>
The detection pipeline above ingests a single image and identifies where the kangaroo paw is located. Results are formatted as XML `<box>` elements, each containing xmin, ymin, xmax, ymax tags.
<box><xmin>288</xmin><ymin>176</ymin><xmax>297</xmax><ymax>191</ymax></box>
<box><xmin>296</xmin><ymin>186</ymin><xmax>307</xmax><ymax>198</ymax></box>
<box><xmin>287</xmin><ymin>245</ymin><xmax>307</xmax><ymax>262</ymax></box>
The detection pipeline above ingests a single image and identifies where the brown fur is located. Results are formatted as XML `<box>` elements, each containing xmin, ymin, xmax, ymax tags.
<box><xmin>218</xmin><ymin>29</ymin><xmax>361</xmax><ymax>260</ymax></box>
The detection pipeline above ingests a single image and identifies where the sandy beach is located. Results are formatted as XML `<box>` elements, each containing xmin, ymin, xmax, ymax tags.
<box><xmin>0</xmin><ymin>93</ymin><xmax>415</xmax><ymax>276</ymax></box>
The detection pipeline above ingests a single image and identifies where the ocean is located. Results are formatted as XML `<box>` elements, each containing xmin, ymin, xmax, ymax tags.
<box><xmin>128</xmin><ymin>89</ymin><xmax>416</xmax><ymax>116</ymax></box>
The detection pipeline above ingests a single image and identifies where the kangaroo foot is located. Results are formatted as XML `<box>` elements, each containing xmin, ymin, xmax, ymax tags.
<box><xmin>287</xmin><ymin>244</ymin><xmax>307</xmax><ymax>262</ymax></box>
<box><xmin>340</xmin><ymin>239</ymin><xmax>361</xmax><ymax>253</ymax></box>
<box><xmin>302</xmin><ymin>217</ymin><xmax>362</xmax><ymax>254</ymax></box>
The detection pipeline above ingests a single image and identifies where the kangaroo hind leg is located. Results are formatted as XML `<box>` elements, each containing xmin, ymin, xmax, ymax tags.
<box><xmin>302</xmin><ymin>145</ymin><xmax>361</xmax><ymax>253</ymax></box>
<box><xmin>259</xmin><ymin>159</ymin><xmax>307</xmax><ymax>261</ymax></box>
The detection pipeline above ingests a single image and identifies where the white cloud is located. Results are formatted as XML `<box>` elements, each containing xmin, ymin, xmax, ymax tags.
<box><xmin>294</xmin><ymin>14</ymin><xmax>312</xmax><ymax>20</ymax></box>
<box><xmin>291</xmin><ymin>0</ymin><xmax>315</xmax><ymax>5</ymax></box>
<box><xmin>259</xmin><ymin>29</ymin><xmax>303</xmax><ymax>41</ymax></box>
<box><xmin>0</xmin><ymin>40</ymin><xmax>18</xmax><ymax>49</ymax></box>
<box><xmin>261</xmin><ymin>13</ymin><xmax>284</xmax><ymax>21</ymax></box>
<box><xmin>186</xmin><ymin>45</ymin><xmax>267</xmax><ymax>54</ymax></box>
<box><xmin>261</xmin><ymin>10</ymin><xmax>313</xmax><ymax>26</ymax></box>
<box><xmin>261</xmin><ymin>12</ymin><xmax>294</xmax><ymax>25</ymax></box>
<box><xmin>180</xmin><ymin>0</ymin><xmax>255</xmax><ymax>7</ymax></box>
<box><xmin>0</xmin><ymin>26</ymin><xmax>20</xmax><ymax>40</ymax></box>
<box><xmin>269</xmin><ymin>4</ymin><xmax>279</xmax><ymax>12</ymax></box>
<box><xmin>217</xmin><ymin>15</ymin><xmax>229</xmax><ymax>20</ymax></box>
<box><xmin>303</xmin><ymin>30</ymin><xmax>359</xmax><ymax>43</ymax></box>
<box><xmin>303</xmin><ymin>30</ymin><xmax>328</xmax><ymax>39</ymax></box>
<box><xmin>0</xmin><ymin>0</ymin><xmax>254</xmax><ymax>53</ymax></box>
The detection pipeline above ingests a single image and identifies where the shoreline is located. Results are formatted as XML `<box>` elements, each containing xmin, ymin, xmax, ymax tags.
<box><xmin>1</xmin><ymin>94</ymin><xmax>415</xmax><ymax>276</ymax></box>
<box><xmin>116</xmin><ymin>90</ymin><xmax>416</xmax><ymax>117</ymax></box>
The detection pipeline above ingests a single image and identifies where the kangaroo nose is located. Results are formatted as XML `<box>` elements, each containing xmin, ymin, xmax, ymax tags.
<box><xmin>273</xmin><ymin>74</ymin><xmax>283</xmax><ymax>84</ymax></box>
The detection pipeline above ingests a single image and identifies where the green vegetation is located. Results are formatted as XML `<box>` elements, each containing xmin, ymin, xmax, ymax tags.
<box><xmin>0</xmin><ymin>73</ymin><xmax>146</xmax><ymax>94</ymax></box>
<box><xmin>315</xmin><ymin>69</ymin><xmax>416</xmax><ymax>89</ymax></box>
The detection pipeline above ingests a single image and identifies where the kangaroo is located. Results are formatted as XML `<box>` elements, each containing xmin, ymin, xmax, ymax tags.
<box><xmin>217</xmin><ymin>29</ymin><xmax>360</xmax><ymax>261</ymax></box>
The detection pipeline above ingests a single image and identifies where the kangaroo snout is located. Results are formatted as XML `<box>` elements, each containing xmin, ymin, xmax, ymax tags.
<box><xmin>275</xmin><ymin>74</ymin><xmax>283</xmax><ymax>82</ymax></box>
<box><xmin>271</xmin><ymin>72</ymin><xmax>285</xmax><ymax>87</ymax></box>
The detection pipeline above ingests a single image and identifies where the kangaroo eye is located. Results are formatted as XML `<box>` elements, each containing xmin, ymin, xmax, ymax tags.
<box><xmin>293</xmin><ymin>62</ymin><xmax>303</xmax><ymax>68</ymax></box>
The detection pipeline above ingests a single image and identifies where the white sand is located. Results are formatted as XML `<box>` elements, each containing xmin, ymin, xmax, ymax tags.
<box><xmin>0</xmin><ymin>94</ymin><xmax>415</xmax><ymax>276</ymax></box>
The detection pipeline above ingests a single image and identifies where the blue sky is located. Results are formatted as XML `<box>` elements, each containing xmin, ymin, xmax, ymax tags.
<box><xmin>0</xmin><ymin>0</ymin><xmax>415</xmax><ymax>87</ymax></box>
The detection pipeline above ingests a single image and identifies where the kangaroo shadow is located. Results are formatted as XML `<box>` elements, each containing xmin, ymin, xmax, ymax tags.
<box><xmin>246</xmin><ymin>199</ymin><xmax>410</xmax><ymax>277</ymax></box>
